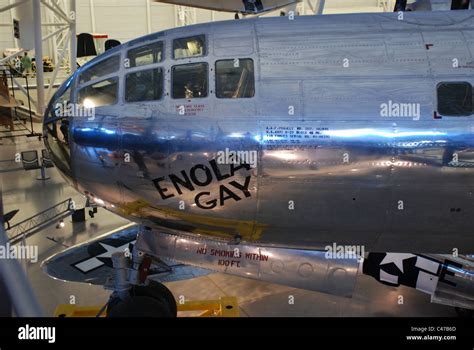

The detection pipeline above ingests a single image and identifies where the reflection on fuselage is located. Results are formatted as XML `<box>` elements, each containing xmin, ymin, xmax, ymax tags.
<box><xmin>44</xmin><ymin>12</ymin><xmax>474</xmax><ymax>254</ymax></box>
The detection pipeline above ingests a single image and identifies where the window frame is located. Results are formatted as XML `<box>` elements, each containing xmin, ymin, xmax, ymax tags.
<box><xmin>171</xmin><ymin>62</ymin><xmax>209</xmax><ymax>100</ymax></box>
<box><xmin>124</xmin><ymin>67</ymin><xmax>164</xmax><ymax>103</ymax></box>
<box><xmin>215</xmin><ymin>58</ymin><xmax>255</xmax><ymax>99</ymax></box>
<box><xmin>172</xmin><ymin>34</ymin><xmax>207</xmax><ymax>60</ymax></box>
<box><xmin>78</xmin><ymin>54</ymin><xmax>120</xmax><ymax>85</ymax></box>
<box><xmin>436</xmin><ymin>81</ymin><xmax>473</xmax><ymax>117</ymax></box>
<box><xmin>126</xmin><ymin>40</ymin><xmax>164</xmax><ymax>69</ymax></box>
<box><xmin>77</xmin><ymin>76</ymin><xmax>120</xmax><ymax>108</ymax></box>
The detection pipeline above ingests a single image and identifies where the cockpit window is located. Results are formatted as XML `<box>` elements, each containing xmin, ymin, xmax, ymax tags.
<box><xmin>79</xmin><ymin>55</ymin><xmax>120</xmax><ymax>84</ymax></box>
<box><xmin>172</xmin><ymin>63</ymin><xmax>208</xmax><ymax>99</ymax></box>
<box><xmin>127</xmin><ymin>41</ymin><xmax>163</xmax><ymax>68</ymax></box>
<box><xmin>173</xmin><ymin>35</ymin><xmax>206</xmax><ymax>59</ymax></box>
<box><xmin>216</xmin><ymin>59</ymin><xmax>255</xmax><ymax>99</ymax></box>
<box><xmin>126</xmin><ymin>68</ymin><xmax>163</xmax><ymax>102</ymax></box>
<box><xmin>78</xmin><ymin>78</ymin><xmax>118</xmax><ymax>107</ymax></box>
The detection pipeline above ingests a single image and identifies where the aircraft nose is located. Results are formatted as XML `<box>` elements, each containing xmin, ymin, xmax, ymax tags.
<box><xmin>43</xmin><ymin>79</ymin><xmax>74</xmax><ymax>184</ymax></box>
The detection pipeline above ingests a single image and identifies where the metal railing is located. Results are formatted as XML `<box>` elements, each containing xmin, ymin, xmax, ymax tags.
<box><xmin>0</xmin><ymin>63</ymin><xmax>39</xmax><ymax>140</ymax></box>
<box><xmin>6</xmin><ymin>198</ymin><xmax>74</xmax><ymax>244</ymax></box>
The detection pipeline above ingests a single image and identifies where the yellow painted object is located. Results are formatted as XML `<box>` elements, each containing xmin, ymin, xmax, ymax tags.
<box><xmin>54</xmin><ymin>304</ymin><xmax>107</xmax><ymax>318</ymax></box>
<box><xmin>177</xmin><ymin>296</ymin><xmax>239</xmax><ymax>317</ymax></box>
<box><xmin>54</xmin><ymin>296</ymin><xmax>239</xmax><ymax>317</ymax></box>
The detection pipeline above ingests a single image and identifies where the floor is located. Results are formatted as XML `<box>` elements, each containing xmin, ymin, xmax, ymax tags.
<box><xmin>0</xmin><ymin>128</ymin><xmax>457</xmax><ymax>317</ymax></box>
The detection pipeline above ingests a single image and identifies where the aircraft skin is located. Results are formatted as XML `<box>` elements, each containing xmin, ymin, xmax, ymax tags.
<box><xmin>44</xmin><ymin>10</ymin><xmax>474</xmax><ymax>256</ymax></box>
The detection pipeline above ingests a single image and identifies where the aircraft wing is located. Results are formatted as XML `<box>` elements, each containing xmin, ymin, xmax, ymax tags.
<box><xmin>41</xmin><ymin>223</ymin><xmax>213</xmax><ymax>285</ymax></box>
<box><xmin>154</xmin><ymin>0</ymin><xmax>302</xmax><ymax>15</ymax></box>
<box><xmin>43</xmin><ymin>223</ymin><xmax>360</xmax><ymax>298</ymax></box>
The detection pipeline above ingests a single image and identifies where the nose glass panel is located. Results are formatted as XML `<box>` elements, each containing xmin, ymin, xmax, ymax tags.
<box><xmin>43</xmin><ymin>78</ymin><xmax>73</xmax><ymax>179</ymax></box>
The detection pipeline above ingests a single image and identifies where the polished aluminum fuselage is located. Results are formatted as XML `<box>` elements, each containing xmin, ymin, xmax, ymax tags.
<box><xmin>46</xmin><ymin>11</ymin><xmax>474</xmax><ymax>254</ymax></box>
